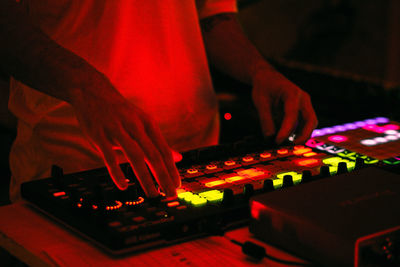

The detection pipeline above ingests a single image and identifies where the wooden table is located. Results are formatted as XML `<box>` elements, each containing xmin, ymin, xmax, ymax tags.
<box><xmin>0</xmin><ymin>203</ymin><xmax>305</xmax><ymax>267</ymax></box>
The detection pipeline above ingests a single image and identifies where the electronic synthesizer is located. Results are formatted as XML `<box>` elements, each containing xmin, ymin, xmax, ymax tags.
<box><xmin>21</xmin><ymin>117</ymin><xmax>400</xmax><ymax>255</ymax></box>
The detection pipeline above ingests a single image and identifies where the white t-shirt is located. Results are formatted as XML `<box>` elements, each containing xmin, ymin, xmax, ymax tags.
<box><xmin>8</xmin><ymin>0</ymin><xmax>237</xmax><ymax>202</ymax></box>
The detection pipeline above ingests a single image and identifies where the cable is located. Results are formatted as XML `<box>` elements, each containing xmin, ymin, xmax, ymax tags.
<box><xmin>230</xmin><ymin>239</ymin><xmax>313</xmax><ymax>266</ymax></box>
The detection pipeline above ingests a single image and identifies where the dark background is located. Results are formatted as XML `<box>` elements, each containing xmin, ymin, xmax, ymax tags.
<box><xmin>1</xmin><ymin>0</ymin><xmax>400</xmax><ymax>205</ymax></box>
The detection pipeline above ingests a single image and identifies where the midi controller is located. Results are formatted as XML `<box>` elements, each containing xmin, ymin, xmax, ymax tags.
<box><xmin>21</xmin><ymin>117</ymin><xmax>400</xmax><ymax>255</ymax></box>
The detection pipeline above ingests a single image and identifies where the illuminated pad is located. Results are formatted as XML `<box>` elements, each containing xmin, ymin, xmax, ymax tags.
<box><xmin>276</xmin><ymin>171</ymin><xmax>302</xmax><ymax>184</ymax></box>
<box><xmin>308</xmin><ymin>117</ymin><xmax>400</xmax><ymax>161</ymax></box>
<box><xmin>204</xmin><ymin>180</ymin><xmax>226</xmax><ymax>188</ymax></box>
<box><xmin>236</xmin><ymin>168</ymin><xmax>269</xmax><ymax>180</ymax></box>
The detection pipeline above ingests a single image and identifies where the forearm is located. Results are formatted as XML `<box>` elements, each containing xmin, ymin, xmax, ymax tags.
<box><xmin>0</xmin><ymin>0</ymin><xmax>111</xmax><ymax>104</ymax></box>
<box><xmin>200</xmin><ymin>13</ymin><xmax>276</xmax><ymax>85</ymax></box>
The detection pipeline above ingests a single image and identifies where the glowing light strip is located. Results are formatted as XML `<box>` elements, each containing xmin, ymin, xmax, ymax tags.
<box><xmin>311</xmin><ymin>117</ymin><xmax>389</xmax><ymax>137</ymax></box>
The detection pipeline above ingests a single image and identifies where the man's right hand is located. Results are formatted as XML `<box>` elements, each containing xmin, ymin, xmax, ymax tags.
<box><xmin>1</xmin><ymin>0</ymin><xmax>180</xmax><ymax>197</ymax></box>
<box><xmin>68</xmin><ymin>74</ymin><xmax>181</xmax><ymax>197</ymax></box>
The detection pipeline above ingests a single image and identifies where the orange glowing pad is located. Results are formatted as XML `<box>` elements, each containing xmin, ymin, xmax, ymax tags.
<box><xmin>224</xmin><ymin>160</ymin><xmax>236</xmax><ymax>166</ymax></box>
<box><xmin>236</xmin><ymin>168</ymin><xmax>269</xmax><ymax>180</ymax></box>
<box><xmin>277</xmin><ymin>149</ymin><xmax>289</xmax><ymax>155</ymax></box>
<box><xmin>295</xmin><ymin>158</ymin><xmax>320</xmax><ymax>167</ymax></box>
<box><xmin>225</xmin><ymin>175</ymin><xmax>246</xmax><ymax>183</ymax></box>
<box><xmin>293</xmin><ymin>147</ymin><xmax>312</xmax><ymax>155</ymax></box>
<box><xmin>260</xmin><ymin>152</ymin><xmax>271</xmax><ymax>159</ymax></box>
<box><xmin>204</xmin><ymin>180</ymin><xmax>227</xmax><ymax>188</ymax></box>
<box><xmin>303</xmin><ymin>152</ymin><xmax>317</xmax><ymax>157</ymax></box>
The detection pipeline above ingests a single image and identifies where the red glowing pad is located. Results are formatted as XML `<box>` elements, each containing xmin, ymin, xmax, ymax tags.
<box><xmin>327</xmin><ymin>135</ymin><xmax>348</xmax><ymax>143</ymax></box>
<box><xmin>295</xmin><ymin>158</ymin><xmax>320</xmax><ymax>167</ymax></box>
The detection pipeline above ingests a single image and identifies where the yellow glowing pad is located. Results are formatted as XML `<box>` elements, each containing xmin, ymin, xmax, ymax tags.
<box><xmin>178</xmin><ymin>192</ymin><xmax>193</xmax><ymax>200</ymax></box>
<box><xmin>272</xmin><ymin>178</ymin><xmax>283</xmax><ymax>189</ymax></box>
<box><xmin>329</xmin><ymin>166</ymin><xmax>338</xmax><ymax>175</ymax></box>
<box><xmin>198</xmin><ymin>190</ymin><xmax>221</xmax><ymax>198</ymax></box>
<box><xmin>322</xmin><ymin>157</ymin><xmax>343</xmax><ymax>166</ymax></box>
<box><xmin>191</xmin><ymin>197</ymin><xmax>207</xmax><ymax>207</ymax></box>
<box><xmin>276</xmin><ymin>171</ymin><xmax>298</xmax><ymax>179</ymax></box>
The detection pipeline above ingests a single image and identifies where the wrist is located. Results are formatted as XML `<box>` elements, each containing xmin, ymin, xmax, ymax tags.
<box><xmin>250</xmin><ymin>60</ymin><xmax>279</xmax><ymax>85</ymax></box>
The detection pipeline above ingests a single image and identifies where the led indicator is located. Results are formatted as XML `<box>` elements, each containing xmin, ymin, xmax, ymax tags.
<box><xmin>355</xmin><ymin>121</ymin><xmax>366</xmax><ymax>127</ymax></box>
<box><xmin>260</xmin><ymin>152</ymin><xmax>271</xmax><ymax>159</ymax></box>
<box><xmin>242</xmin><ymin>156</ymin><xmax>254</xmax><ymax>162</ymax></box>
<box><xmin>277</xmin><ymin>149</ymin><xmax>289</xmax><ymax>155</ymax></box>
<box><xmin>374</xmin><ymin>137</ymin><xmax>388</xmax><ymax>143</ymax></box>
<box><xmin>385</xmin><ymin>135</ymin><xmax>399</xmax><ymax>141</ymax></box>
<box><xmin>187</xmin><ymin>169</ymin><xmax>198</xmax><ymax>174</ymax></box>
<box><xmin>385</xmin><ymin>130</ymin><xmax>398</xmax><ymax>135</ymax></box>
<box><xmin>224</xmin><ymin>160</ymin><xmax>236</xmax><ymax>166</ymax></box>
<box><xmin>224</xmin><ymin>113</ymin><xmax>232</xmax><ymax>120</ymax></box>
<box><xmin>328</xmin><ymin>135</ymin><xmax>348</xmax><ymax>143</ymax></box>
<box><xmin>167</xmin><ymin>201</ymin><xmax>180</xmax><ymax>207</ymax></box>
<box><xmin>375</xmin><ymin>117</ymin><xmax>389</xmax><ymax>123</ymax></box>
<box><xmin>360</xmin><ymin>139</ymin><xmax>376</xmax><ymax>146</ymax></box>
<box><xmin>311</xmin><ymin>129</ymin><xmax>324</xmax><ymax>137</ymax></box>
<box><xmin>384</xmin><ymin>124</ymin><xmax>400</xmax><ymax>131</ymax></box>
<box><xmin>53</xmin><ymin>191</ymin><xmax>66</xmax><ymax>197</ymax></box>
<box><xmin>343</xmin><ymin>123</ymin><xmax>357</xmax><ymax>130</ymax></box>
<box><xmin>125</xmin><ymin>197</ymin><xmax>145</xmax><ymax>206</ymax></box>
<box><xmin>333</xmin><ymin>125</ymin><xmax>346</xmax><ymax>132</ymax></box>
<box><xmin>206</xmin><ymin>164</ymin><xmax>218</xmax><ymax>170</ymax></box>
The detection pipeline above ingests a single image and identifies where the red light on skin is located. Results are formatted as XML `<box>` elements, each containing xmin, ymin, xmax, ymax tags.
<box><xmin>327</xmin><ymin>135</ymin><xmax>348</xmax><ymax>143</ymax></box>
<box><xmin>172</xmin><ymin>150</ymin><xmax>182</xmax><ymax>163</ymax></box>
<box><xmin>295</xmin><ymin>158</ymin><xmax>320</xmax><ymax>167</ymax></box>
<box><xmin>224</xmin><ymin>113</ymin><xmax>232</xmax><ymax>120</ymax></box>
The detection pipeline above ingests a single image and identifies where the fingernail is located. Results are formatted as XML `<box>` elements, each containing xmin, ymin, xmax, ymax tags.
<box><xmin>172</xmin><ymin>150</ymin><xmax>182</xmax><ymax>163</ymax></box>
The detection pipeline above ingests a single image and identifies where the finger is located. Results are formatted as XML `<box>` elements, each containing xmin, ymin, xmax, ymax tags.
<box><xmin>275</xmin><ymin>96</ymin><xmax>300</xmax><ymax>144</ymax></box>
<box><xmin>95</xmin><ymin>141</ymin><xmax>128</xmax><ymax>191</ymax></box>
<box><xmin>143</xmin><ymin>119</ymin><xmax>181</xmax><ymax>188</ymax></box>
<box><xmin>257</xmin><ymin>101</ymin><xmax>276</xmax><ymax>137</ymax></box>
<box><xmin>172</xmin><ymin>150</ymin><xmax>183</xmax><ymax>163</ymax></box>
<box><xmin>294</xmin><ymin>94</ymin><xmax>318</xmax><ymax>144</ymax></box>
<box><xmin>116</xmin><ymin>131</ymin><xmax>160</xmax><ymax>197</ymax></box>
<box><xmin>123</xmin><ymin>126</ymin><xmax>177</xmax><ymax>197</ymax></box>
